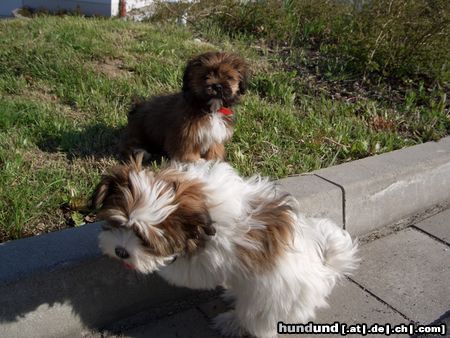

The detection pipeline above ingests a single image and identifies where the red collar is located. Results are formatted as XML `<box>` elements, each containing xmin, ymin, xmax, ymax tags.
<box><xmin>218</xmin><ymin>107</ymin><xmax>234</xmax><ymax>115</ymax></box>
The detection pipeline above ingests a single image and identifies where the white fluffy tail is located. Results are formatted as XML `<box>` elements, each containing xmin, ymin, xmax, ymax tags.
<box><xmin>315</xmin><ymin>219</ymin><xmax>359</xmax><ymax>277</ymax></box>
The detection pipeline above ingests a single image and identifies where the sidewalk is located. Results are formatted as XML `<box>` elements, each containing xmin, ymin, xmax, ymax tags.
<box><xmin>93</xmin><ymin>202</ymin><xmax>450</xmax><ymax>338</ymax></box>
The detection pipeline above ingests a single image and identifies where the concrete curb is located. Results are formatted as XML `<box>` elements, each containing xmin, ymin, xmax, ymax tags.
<box><xmin>280</xmin><ymin>136</ymin><xmax>450</xmax><ymax>235</ymax></box>
<box><xmin>1</xmin><ymin>137</ymin><xmax>449</xmax><ymax>337</ymax></box>
<box><xmin>314</xmin><ymin>136</ymin><xmax>450</xmax><ymax>235</ymax></box>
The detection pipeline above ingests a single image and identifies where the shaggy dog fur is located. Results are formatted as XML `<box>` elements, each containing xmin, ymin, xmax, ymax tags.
<box><xmin>120</xmin><ymin>52</ymin><xmax>248</xmax><ymax>162</ymax></box>
<box><xmin>92</xmin><ymin>157</ymin><xmax>358</xmax><ymax>338</ymax></box>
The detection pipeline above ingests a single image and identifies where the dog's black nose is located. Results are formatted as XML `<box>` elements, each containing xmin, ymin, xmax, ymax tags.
<box><xmin>115</xmin><ymin>246</ymin><xmax>130</xmax><ymax>259</ymax></box>
<box><xmin>212</xmin><ymin>84</ymin><xmax>222</xmax><ymax>92</ymax></box>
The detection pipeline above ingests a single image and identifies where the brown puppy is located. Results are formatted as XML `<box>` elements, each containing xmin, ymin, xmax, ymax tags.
<box><xmin>120</xmin><ymin>52</ymin><xmax>249</xmax><ymax>162</ymax></box>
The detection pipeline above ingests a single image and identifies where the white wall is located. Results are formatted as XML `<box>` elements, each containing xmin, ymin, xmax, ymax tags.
<box><xmin>126</xmin><ymin>0</ymin><xmax>154</xmax><ymax>12</ymax></box>
<box><xmin>0</xmin><ymin>0</ymin><xmax>155</xmax><ymax>17</ymax></box>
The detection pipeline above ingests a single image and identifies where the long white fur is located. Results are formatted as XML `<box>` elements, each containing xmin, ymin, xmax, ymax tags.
<box><xmin>98</xmin><ymin>161</ymin><xmax>358</xmax><ymax>338</ymax></box>
<box><xmin>127</xmin><ymin>170</ymin><xmax>178</xmax><ymax>240</ymax></box>
<box><xmin>197</xmin><ymin>112</ymin><xmax>233</xmax><ymax>154</ymax></box>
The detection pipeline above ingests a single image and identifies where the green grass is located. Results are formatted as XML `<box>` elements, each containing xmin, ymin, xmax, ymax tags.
<box><xmin>0</xmin><ymin>15</ymin><xmax>448</xmax><ymax>242</ymax></box>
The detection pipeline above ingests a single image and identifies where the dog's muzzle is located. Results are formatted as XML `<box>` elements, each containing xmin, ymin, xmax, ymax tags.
<box><xmin>207</xmin><ymin>83</ymin><xmax>232</xmax><ymax>100</ymax></box>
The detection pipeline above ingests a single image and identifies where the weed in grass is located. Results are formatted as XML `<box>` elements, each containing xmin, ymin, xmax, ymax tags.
<box><xmin>250</xmin><ymin>71</ymin><xmax>297</xmax><ymax>106</ymax></box>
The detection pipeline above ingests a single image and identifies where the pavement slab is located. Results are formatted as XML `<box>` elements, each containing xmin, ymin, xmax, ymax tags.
<box><xmin>352</xmin><ymin>227</ymin><xmax>450</xmax><ymax>324</ymax></box>
<box><xmin>104</xmin><ymin>281</ymin><xmax>410</xmax><ymax>338</ymax></box>
<box><xmin>306</xmin><ymin>280</ymin><xmax>408</xmax><ymax>338</ymax></box>
<box><xmin>414</xmin><ymin>209</ymin><xmax>450</xmax><ymax>245</ymax></box>
<box><xmin>315</xmin><ymin>279</ymin><xmax>407</xmax><ymax>326</ymax></box>
<box><xmin>119</xmin><ymin>308</ymin><xmax>221</xmax><ymax>338</ymax></box>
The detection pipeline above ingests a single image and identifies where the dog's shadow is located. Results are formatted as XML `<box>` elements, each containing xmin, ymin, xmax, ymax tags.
<box><xmin>0</xmin><ymin>222</ymin><xmax>223</xmax><ymax>337</ymax></box>
<box><xmin>37</xmin><ymin>123</ymin><xmax>168</xmax><ymax>166</ymax></box>
<box><xmin>37</xmin><ymin>123</ymin><xmax>122</xmax><ymax>161</ymax></box>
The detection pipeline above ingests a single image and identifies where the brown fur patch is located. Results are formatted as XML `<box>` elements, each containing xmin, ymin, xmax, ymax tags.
<box><xmin>204</xmin><ymin>142</ymin><xmax>226</xmax><ymax>160</ymax></box>
<box><xmin>166</xmin><ymin>113</ymin><xmax>212</xmax><ymax>162</ymax></box>
<box><xmin>236</xmin><ymin>194</ymin><xmax>296</xmax><ymax>273</ymax></box>
<box><xmin>153</xmin><ymin>172</ymin><xmax>215</xmax><ymax>256</ymax></box>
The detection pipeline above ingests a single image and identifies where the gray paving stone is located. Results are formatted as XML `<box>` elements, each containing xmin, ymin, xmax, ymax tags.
<box><xmin>315</xmin><ymin>279</ymin><xmax>407</xmax><ymax>325</ymax></box>
<box><xmin>352</xmin><ymin>228</ymin><xmax>450</xmax><ymax>324</ymax></box>
<box><xmin>415</xmin><ymin>208</ymin><xmax>450</xmax><ymax>245</ymax></box>
<box><xmin>121</xmin><ymin>308</ymin><xmax>221</xmax><ymax>338</ymax></box>
<box><xmin>196</xmin><ymin>281</ymin><xmax>408</xmax><ymax>338</ymax></box>
<box><xmin>276</xmin><ymin>280</ymin><xmax>407</xmax><ymax>338</ymax></box>
<box><xmin>279</xmin><ymin>174</ymin><xmax>343</xmax><ymax>227</ymax></box>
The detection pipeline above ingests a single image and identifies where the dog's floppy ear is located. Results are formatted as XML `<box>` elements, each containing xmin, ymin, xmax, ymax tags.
<box><xmin>89</xmin><ymin>159</ymin><xmax>138</xmax><ymax>210</ymax></box>
<box><xmin>177</xmin><ymin>207</ymin><xmax>215</xmax><ymax>256</ymax></box>
<box><xmin>182</xmin><ymin>56</ymin><xmax>202</xmax><ymax>94</ymax></box>
<box><xmin>171</xmin><ymin>178</ymin><xmax>216</xmax><ymax>237</ymax></box>
<box><xmin>90</xmin><ymin>176</ymin><xmax>114</xmax><ymax>210</ymax></box>
<box><xmin>227</xmin><ymin>54</ymin><xmax>249</xmax><ymax>95</ymax></box>
<box><xmin>237</xmin><ymin>61</ymin><xmax>249</xmax><ymax>94</ymax></box>
<box><xmin>160</xmin><ymin>176</ymin><xmax>216</xmax><ymax>253</ymax></box>
<box><xmin>185</xmin><ymin>208</ymin><xmax>215</xmax><ymax>238</ymax></box>
<box><xmin>202</xmin><ymin>213</ymin><xmax>216</xmax><ymax>236</ymax></box>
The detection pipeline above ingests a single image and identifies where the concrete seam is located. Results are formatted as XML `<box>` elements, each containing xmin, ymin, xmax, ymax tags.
<box><xmin>314</xmin><ymin>174</ymin><xmax>346</xmax><ymax>229</ymax></box>
<box><xmin>195</xmin><ymin>305</ymin><xmax>214</xmax><ymax>324</ymax></box>
<box><xmin>348</xmin><ymin>277</ymin><xmax>413</xmax><ymax>322</ymax></box>
<box><xmin>408</xmin><ymin>201</ymin><xmax>450</xmax><ymax>226</ymax></box>
<box><xmin>410</xmin><ymin>225</ymin><xmax>450</xmax><ymax>247</ymax></box>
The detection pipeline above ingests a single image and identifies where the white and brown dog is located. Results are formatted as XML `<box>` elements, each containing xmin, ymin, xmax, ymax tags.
<box><xmin>92</xmin><ymin>157</ymin><xmax>358</xmax><ymax>338</ymax></box>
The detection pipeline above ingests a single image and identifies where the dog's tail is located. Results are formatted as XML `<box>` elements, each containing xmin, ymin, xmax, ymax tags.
<box><xmin>314</xmin><ymin>219</ymin><xmax>359</xmax><ymax>277</ymax></box>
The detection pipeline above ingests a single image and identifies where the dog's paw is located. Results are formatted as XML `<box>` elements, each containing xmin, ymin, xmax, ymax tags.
<box><xmin>213</xmin><ymin>310</ymin><xmax>246</xmax><ymax>337</ymax></box>
<box><xmin>195</xmin><ymin>158</ymin><xmax>207</xmax><ymax>164</ymax></box>
<box><xmin>221</xmin><ymin>288</ymin><xmax>236</xmax><ymax>305</ymax></box>
<box><xmin>131</xmin><ymin>148</ymin><xmax>152</xmax><ymax>162</ymax></box>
